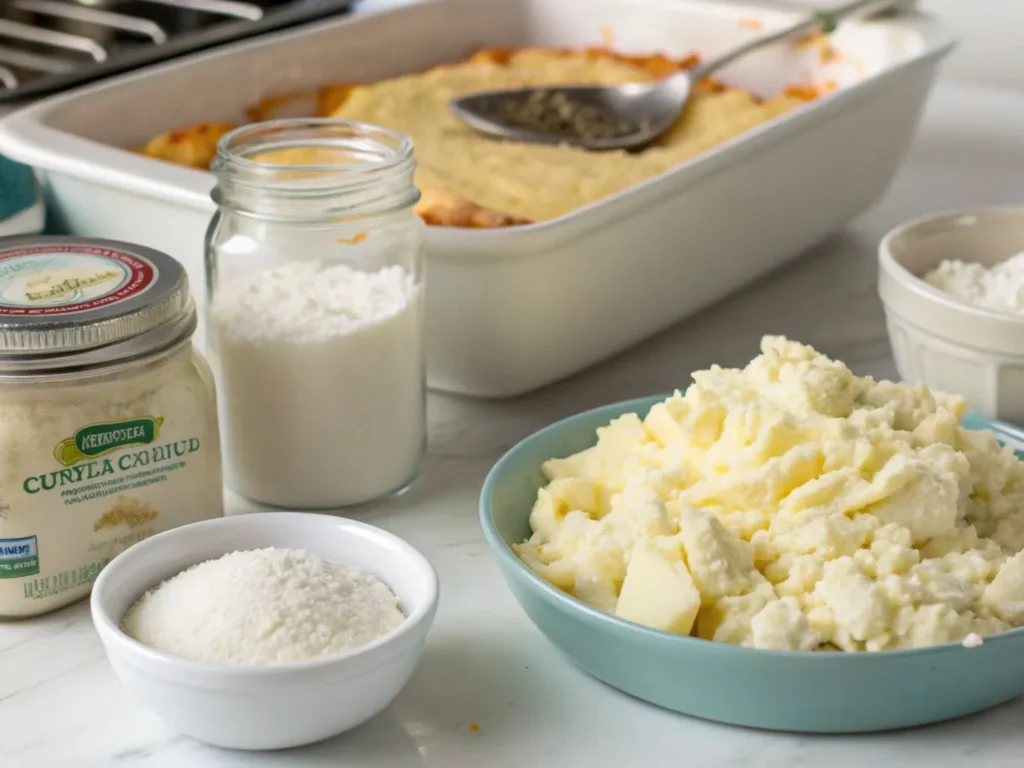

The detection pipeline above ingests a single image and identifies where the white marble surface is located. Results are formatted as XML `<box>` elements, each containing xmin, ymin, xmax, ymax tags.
<box><xmin>5</xmin><ymin>19</ymin><xmax>1024</xmax><ymax>768</ymax></box>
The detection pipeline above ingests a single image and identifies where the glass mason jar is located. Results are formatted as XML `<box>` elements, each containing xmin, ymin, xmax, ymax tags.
<box><xmin>0</xmin><ymin>237</ymin><xmax>223</xmax><ymax>619</ymax></box>
<box><xmin>205</xmin><ymin>119</ymin><xmax>427</xmax><ymax>510</ymax></box>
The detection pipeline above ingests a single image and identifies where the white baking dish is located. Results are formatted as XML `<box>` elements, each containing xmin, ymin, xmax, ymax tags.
<box><xmin>0</xmin><ymin>0</ymin><xmax>953</xmax><ymax>397</ymax></box>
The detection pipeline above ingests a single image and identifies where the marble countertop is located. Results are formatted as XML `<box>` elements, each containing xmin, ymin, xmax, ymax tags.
<box><xmin>5</xmin><ymin>36</ymin><xmax>1024</xmax><ymax>768</ymax></box>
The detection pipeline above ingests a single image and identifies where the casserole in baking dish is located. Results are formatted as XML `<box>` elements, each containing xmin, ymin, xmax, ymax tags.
<box><xmin>142</xmin><ymin>47</ymin><xmax>817</xmax><ymax>228</ymax></box>
<box><xmin>0</xmin><ymin>0</ymin><xmax>955</xmax><ymax>397</ymax></box>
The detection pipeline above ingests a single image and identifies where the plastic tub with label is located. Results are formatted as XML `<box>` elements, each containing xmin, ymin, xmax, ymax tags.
<box><xmin>0</xmin><ymin>236</ymin><xmax>223</xmax><ymax>618</ymax></box>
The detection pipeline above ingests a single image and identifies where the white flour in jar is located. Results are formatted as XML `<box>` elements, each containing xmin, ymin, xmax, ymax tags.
<box><xmin>923</xmin><ymin>252</ymin><xmax>1024</xmax><ymax>314</ymax></box>
<box><xmin>121</xmin><ymin>548</ymin><xmax>405</xmax><ymax>665</ymax></box>
<box><xmin>210</xmin><ymin>262</ymin><xmax>424</xmax><ymax>508</ymax></box>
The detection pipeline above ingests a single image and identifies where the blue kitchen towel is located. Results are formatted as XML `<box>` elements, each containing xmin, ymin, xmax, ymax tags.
<box><xmin>0</xmin><ymin>155</ymin><xmax>37</xmax><ymax>220</ymax></box>
<box><xmin>0</xmin><ymin>154</ymin><xmax>45</xmax><ymax>236</ymax></box>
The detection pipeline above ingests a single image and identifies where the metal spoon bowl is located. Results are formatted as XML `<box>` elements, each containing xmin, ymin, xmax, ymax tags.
<box><xmin>451</xmin><ymin>0</ymin><xmax>906</xmax><ymax>152</ymax></box>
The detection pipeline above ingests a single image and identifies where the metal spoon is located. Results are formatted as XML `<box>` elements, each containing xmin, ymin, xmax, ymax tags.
<box><xmin>450</xmin><ymin>0</ymin><xmax>906</xmax><ymax>151</ymax></box>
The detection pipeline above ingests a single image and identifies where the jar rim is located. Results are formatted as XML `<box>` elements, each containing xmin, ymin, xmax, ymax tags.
<box><xmin>0</xmin><ymin>321</ymin><xmax>196</xmax><ymax>380</ymax></box>
<box><xmin>211</xmin><ymin>118</ymin><xmax>420</xmax><ymax>219</ymax></box>
<box><xmin>214</xmin><ymin>118</ymin><xmax>415</xmax><ymax>178</ymax></box>
<box><xmin>0</xmin><ymin>236</ymin><xmax>195</xmax><ymax>370</ymax></box>
<box><xmin>0</xmin><ymin>307</ymin><xmax>198</xmax><ymax>376</ymax></box>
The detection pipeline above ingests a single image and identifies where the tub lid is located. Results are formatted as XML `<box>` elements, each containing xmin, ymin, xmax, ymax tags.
<box><xmin>0</xmin><ymin>236</ymin><xmax>195</xmax><ymax>369</ymax></box>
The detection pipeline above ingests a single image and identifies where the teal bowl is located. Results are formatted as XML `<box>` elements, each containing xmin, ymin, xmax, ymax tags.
<box><xmin>479</xmin><ymin>395</ymin><xmax>1024</xmax><ymax>733</ymax></box>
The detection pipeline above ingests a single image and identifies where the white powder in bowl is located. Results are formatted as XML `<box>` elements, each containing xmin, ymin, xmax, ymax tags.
<box><xmin>923</xmin><ymin>252</ymin><xmax>1024</xmax><ymax>314</ymax></box>
<box><xmin>121</xmin><ymin>548</ymin><xmax>406</xmax><ymax>665</ymax></box>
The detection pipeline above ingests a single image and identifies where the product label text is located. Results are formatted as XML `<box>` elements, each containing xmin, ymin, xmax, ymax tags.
<box><xmin>25</xmin><ymin>438</ymin><xmax>200</xmax><ymax>495</ymax></box>
<box><xmin>55</xmin><ymin>416</ymin><xmax>164</xmax><ymax>466</ymax></box>
<box><xmin>0</xmin><ymin>536</ymin><xmax>40</xmax><ymax>578</ymax></box>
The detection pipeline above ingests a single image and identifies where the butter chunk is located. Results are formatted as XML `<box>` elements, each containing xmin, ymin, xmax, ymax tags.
<box><xmin>615</xmin><ymin>540</ymin><xmax>700</xmax><ymax>635</ymax></box>
<box><xmin>574</xmin><ymin>552</ymin><xmax>624</xmax><ymax>615</ymax></box>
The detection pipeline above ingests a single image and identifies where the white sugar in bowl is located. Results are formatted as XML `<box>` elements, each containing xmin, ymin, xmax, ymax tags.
<box><xmin>90</xmin><ymin>512</ymin><xmax>439</xmax><ymax>750</ymax></box>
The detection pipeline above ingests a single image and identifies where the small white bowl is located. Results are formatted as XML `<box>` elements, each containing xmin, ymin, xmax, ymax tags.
<box><xmin>879</xmin><ymin>205</ymin><xmax>1024</xmax><ymax>422</ymax></box>
<box><xmin>90</xmin><ymin>512</ymin><xmax>439</xmax><ymax>750</ymax></box>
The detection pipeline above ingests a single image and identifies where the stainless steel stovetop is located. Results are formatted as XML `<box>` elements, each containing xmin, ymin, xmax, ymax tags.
<box><xmin>0</xmin><ymin>0</ymin><xmax>354</xmax><ymax>102</ymax></box>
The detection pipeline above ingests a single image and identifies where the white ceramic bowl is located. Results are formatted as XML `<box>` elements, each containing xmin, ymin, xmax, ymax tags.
<box><xmin>90</xmin><ymin>512</ymin><xmax>439</xmax><ymax>750</ymax></box>
<box><xmin>879</xmin><ymin>205</ymin><xmax>1024</xmax><ymax>422</ymax></box>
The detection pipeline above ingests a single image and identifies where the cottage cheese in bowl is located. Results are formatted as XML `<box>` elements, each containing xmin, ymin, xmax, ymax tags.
<box><xmin>923</xmin><ymin>252</ymin><xmax>1024</xmax><ymax>314</ymax></box>
<box><xmin>514</xmin><ymin>337</ymin><xmax>1024</xmax><ymax>652</ymax></box>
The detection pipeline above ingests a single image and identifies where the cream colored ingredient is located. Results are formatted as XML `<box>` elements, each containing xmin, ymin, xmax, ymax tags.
<box><xmin>514</xmin><ymin>337</ymin><xmax>1024</xmax><ymax>651</ymax></box>
<box><xmin>923</xmin><ymin>252</ymin><xmax>1024</xmax><ymax>315</ymax></box>
<box><xmin>0</xmin><ymin>346</ymin><xmax>223</xmax><ymax>618</ymax></box>
<box><xmin>330</xmin><ymin>49</ymin><xmax>806</xmax><ymax>222</ymax></box>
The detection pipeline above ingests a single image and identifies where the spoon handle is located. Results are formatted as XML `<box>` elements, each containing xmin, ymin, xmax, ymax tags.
<box><xmin>688</xmin><ymin>0</ymin><xmax>909</xmax><ymax>81</ymax></box>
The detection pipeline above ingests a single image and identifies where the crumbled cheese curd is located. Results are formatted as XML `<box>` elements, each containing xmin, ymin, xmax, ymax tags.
<box><xmin>923</xmin><ymin>253</ymin><xmax>1024</xmax><ymax>315</ymax></box>
<box><xmin>513</xmin><ymin>337</ymin><xmax>1024</xmax><ymax>651</ymax></box>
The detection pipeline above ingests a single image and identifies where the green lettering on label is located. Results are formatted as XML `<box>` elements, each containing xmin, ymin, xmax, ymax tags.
<box><xmin>23</xmin><ymin>436</ymin><xmax>201</xmax><ymax>496</ymax></box>
<box><xmin>54</xmin><ymin>416</ymin><xmax>164</xmax><ymax>466</ymax></box>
